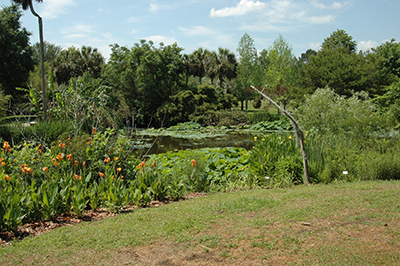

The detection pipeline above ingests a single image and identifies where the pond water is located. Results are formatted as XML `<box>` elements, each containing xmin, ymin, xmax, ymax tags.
<box><xmin>134</xmin><ymin>133</ymin><xmax>255</xmax><ymax>155</ymax></box>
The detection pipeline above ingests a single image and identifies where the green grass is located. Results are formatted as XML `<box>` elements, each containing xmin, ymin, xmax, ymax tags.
<box><xmin>1</xmin><ymin>180</ymin><xmax>400</xmax><ymax>265</ymax></box>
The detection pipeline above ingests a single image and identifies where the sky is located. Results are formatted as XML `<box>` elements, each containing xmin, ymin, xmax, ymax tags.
<box><xmin>2</xmin><ymin>0</ymin><xmax>399</xmax><ymax>61</ymax></box>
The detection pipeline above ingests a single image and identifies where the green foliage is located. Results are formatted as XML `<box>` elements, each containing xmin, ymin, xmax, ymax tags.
<box><xmin>372</xmin><ymin>38</ymin><xmax>400</xmax><ymax>78</ymax></box>
<box><xmin>248</xmin><ymin>111</ymin><xmax>281</xmax><ymax>124</ymax></box>
<box><xmin>374</xmin><ymin>79</ymin><xmax>400</xmax><ymax>130</ymax></box>
<box><xmin>157</xmin><ymin>90</ymin><xmax>196</xmax><ymax>126</ymax></box>
<box><xmin>0</xmin><ymin>120</ymin><xmax>74</xmax><ymax>146</ymax></box>
<box><xmin>250</xmin><ymin>119</ymin><xmax>292</xmax><ymax>132</ymax></box>
<box><xmin>0</xmin><ymin>89</ymin><xmax>11</xmax><ymax>120</ymax></box>
<box><xmin>295</xmin><ymin>87</ymin><xmax>383</xmax><ymax>139</ymax></box>
<box><xmin>52</xmin><ymin>46</ymin><xmax>105</xmax><ymax>85</ymax></box>
<box><xmin>235</xmin><ymin>33</ymin><xmax>261</xmax><ymax>105</ymax></box>
<box><xmin>189</xmin><ymin>84</ymin><xmax>237</xmax><ymax>125</ymax></box>
<box><xmin>252</xmin><ymin>96</ymin><xmax>262</xmax><ymax>109</ymax></box>
<box><xmin>321</xmin><ymin>29</ymin><xmax>357</xmax><ymax>54</ymax></box>
<box><xmin>249</xmin><ymin>134</ymin><xmax>303</xmax><ymax>187</ymax></box>
<box><xmin>0</xmin><ymin>130</ymin><xmax>255</xmax><ymax>231</ymax></box>
<box><xmin>50</xmin><ymin>73</ymin><xmax>112</xmax><ymax>135</ymax></box>
<box><xmin>0</xmin><ymin>4</ymin><xmax>34</xmax><ymax>100</ymax></box>
<box><xmin>357</xmin><ymin>151</ymin><xmax>400</xmax><ymax>180</ymax></box>
<box><xmin>260</xmin><ymin>34</ymin><xmax>298</xmax><ymax>110</ymax></box>
<box><xmin>203</xmin><ymin>109</ymin><xmax>249</xmax><ymax>127</ymax></box>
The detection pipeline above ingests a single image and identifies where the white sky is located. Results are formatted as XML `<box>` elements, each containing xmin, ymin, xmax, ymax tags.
<box><xmin>2</xmin><ymin>0</ymin><xmax>399</xmax><ymax>60</ymax></box>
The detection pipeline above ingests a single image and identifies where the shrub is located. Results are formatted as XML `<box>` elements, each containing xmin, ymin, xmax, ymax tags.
<box><xmin>356</xmin><ymin>150</ymin><xmax>400</xmax><ymax>180</ymax></box>
<box><xmin>201</xmin><ymin>110</ymin><xmax>250</xmax><ymax>127</ymax></box>
<box><xmin>248</xmin><ymin>111</ymin><xmax>281</xmax><ymax>124</ymax></box>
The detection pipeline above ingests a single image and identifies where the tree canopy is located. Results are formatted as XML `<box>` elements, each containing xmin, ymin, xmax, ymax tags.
<box><xmin>0</xmin><ymin>4</ymin><xmax>34</xmax><ymax>100</ymax></box>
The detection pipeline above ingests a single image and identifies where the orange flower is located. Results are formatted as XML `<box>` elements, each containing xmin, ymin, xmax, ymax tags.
<box><xmin>104</xmin><ymin>158</ymin><xmax>111</xmax><ymax>163</ymax></box>
<box><xmin>137</xmin><ymin>161</ymin><xmax>146</xmax><ymax>170</ymax></box>
<box><xmin>74</xmin><ymin>174</ymin><xmax>82</xmax><ymax>180</ymax></box>
<box><xmin>116</xmin><ymin>167</ymin><xmax>122</xmax><ymax>172</ymax></box>
<box><xmin>61</xmin><ymin>143</ymin><xmax>66</xmax><ymax>149</ymax></box>
<box><xmin>1</xmin><ymin>162</ymin><xmax>5</xmax><ymax>167</ymax></box>
<box><xmin>120</xmin><ymin>176</ymin><xmax>124</xmax><ymax>179</ymax></box>
<box><xmin>67</xmin><ymin>154</ymin><xmax>72</xmax><ymax>160</ymax></box>
<box><xmin>22</xmin><ymin>167</ymin><xmax>32</xmax><ymax>174</ymax></box>
<box><xmin>0</xmin><ymin>158</ymin><xmax>3</xmax><ymax>162</ymax></box>
<box><xmin>111</xmin><ymin>176</ymin><xmax>114</xmax><ymax>180</ymax></box>
<box><xmin>114</xmin><ymin>157</ymin><xmax>118</xmax><ymax>162</ymax></box>
<box><xmin>56</xmin><ymin>154</ymin><xmax>63</xmax><ymax>162</ymax></box>
<box><xmin>42</xmin><ymin>167</ymin><xmax>48</xmax><ymax>172</ymax></box>
<box><xmin>151</xmin><ymin>160</ymin><xmax>156</xmax><ymax>168</ymax></box>
<box><xmin>83</xmin><ymin>161</ymin><xmax>86</xmax><ymax>167</ymax></box>
<box><xmin>54</xmin><ymin>162</ymin><xmax>59</xmax><ymax>167</ymax></box>
<box><xmin>92</xmin><ymin>127</ymin><xmax>97</xmax><ymax>135</ymax></box>
<box><xmin>74</xmin><ymin>160</ymin><xmax>78</xmax><ymax>166</ymax></box>
<box><xmin>99</xmin><ymin>172</ymin><xmax>105</xmax><ymax>178</ymax></box>
<box><xmin>3</xmin><ymin>141</ymin><xmax>11</xmax><ymax>150</ymax></box>
<box><xmin>5</xmin><ymin>174</ymin><xmax>11</xmax><ymax>181</ymax></box>
<box><xmin>52</xmin><ymin>158</ymin><xmax>56</xmax><ymax>162</ymax></box>
<box><xmin>191</xmin><ymin>159</ymin><xmax>196</xmax><ymax>168</ymax></box>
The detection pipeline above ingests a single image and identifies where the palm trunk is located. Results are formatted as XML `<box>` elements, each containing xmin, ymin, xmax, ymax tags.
<box><xmin>29</xmin><ymin>2</ymin><xmax>47</xmax><ymax>122</ymax></box>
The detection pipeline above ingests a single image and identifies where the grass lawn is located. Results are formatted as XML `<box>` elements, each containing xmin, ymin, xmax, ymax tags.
<box><xmin>1</xmin><ymin>180</ymin><xmax>400</xmax><ymax>265</ymax></box>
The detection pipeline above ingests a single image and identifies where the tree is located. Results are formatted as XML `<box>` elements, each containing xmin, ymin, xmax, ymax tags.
<box><xmin>299</xmin><ymin>49</ymin><xmax>317</xmax><ymax>64</ymax></box>
<box><xmin>52</xmin><ymin>46</ymin><xmax>105</xmax><ymax>85</ymax></box>
<box><xmin>215</xmin><ymin>47</ymin><xmax>237</xmax><ymax>89</ymax></box>
<box><xmin>12</xmin><ymin>0</ymin><xmax>48</xmax><ymax>121</ymax></box>
<box><xmin>191</xmin><ymin>48</ymin><xmax>207</xmax><ymax>85</ymax></box>
<box><xmin>321</xmin><ymin>29</ymin><xmax>357</xmax><ymax>54</ymax></box>
<box><xmin>204</xmin><ymin>50</ymin><xmax>218</xmax><ymax>85</ymax></box>
<box><xmin>135</xmin><ymin>42</ymin><xmax>184</xmax><ymax>126</ymax></box>
<box><xmin>32</xmin><ymin>41</ymin><xmax>62</xmax><ymax>64</ymax></box>
<box><xmin>0</xmin><ymin>5</ymin><xmax>34</xmax><ymax>100</ymax></box>
<box><xmin>236</xmin><ymin>33</ymin><xmax>262</xmax><ymax>110</ymax></box>
<box><xmin>374</xmin><ymin>79</ymin><xmax>400</xmax><ymax>130</ymax></box>
<box><xmin>373</xmin><ymin>39</ymin><xmax>400</xmax><ymax>79</ymax></box>
<box><xmin>304</xmin><ymin>30</ymin><xmax>386</xmax><ymax>96</ymax></box>
<box><xmin>261</xmin><ymin>34</ymin><xmax>297</xmax><ymax>110</ymax></box>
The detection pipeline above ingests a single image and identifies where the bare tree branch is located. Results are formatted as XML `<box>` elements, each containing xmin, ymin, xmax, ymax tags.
<box><xmin>251</xmin><ymin>85</ymin><xmax>310</xmax><ymax>185</ymax></box>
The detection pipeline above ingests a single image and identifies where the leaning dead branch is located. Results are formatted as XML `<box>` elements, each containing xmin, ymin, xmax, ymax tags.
<box><xmin>250</xmin><ymin>85</ymin><xmax>310</xmax><ymax>185</ymax></box>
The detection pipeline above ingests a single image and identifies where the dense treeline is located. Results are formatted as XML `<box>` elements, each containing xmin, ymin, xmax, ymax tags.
<box><xmin>1</xmin><ymin>4</ymin><xmax>400</xmax><ymax>130</ymax></box>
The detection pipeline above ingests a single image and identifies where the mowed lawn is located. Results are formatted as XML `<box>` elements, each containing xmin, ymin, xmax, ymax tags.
<box><xmin>1</xmin><ymin>180</ymin><xmax>400</xmax><ymax>265</ymax></box>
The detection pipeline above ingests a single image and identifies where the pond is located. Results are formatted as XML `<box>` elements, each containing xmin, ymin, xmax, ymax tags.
<box><xmin>132</xmin><ymin>131</ymin><xmax>255</xmax><ymax>155</ymax></box>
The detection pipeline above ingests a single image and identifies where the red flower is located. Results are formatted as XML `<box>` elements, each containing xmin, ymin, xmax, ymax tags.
<box><xmin>191</xmin><ymin>159</ymin><xmax>196</xmax><ymax>168</ymax></box>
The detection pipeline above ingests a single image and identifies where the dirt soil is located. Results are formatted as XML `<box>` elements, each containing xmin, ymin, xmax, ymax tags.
<box><xmin>0</xmin><ymin>192</ymin><xmax>208</xmax><ymax>247</ymax></box>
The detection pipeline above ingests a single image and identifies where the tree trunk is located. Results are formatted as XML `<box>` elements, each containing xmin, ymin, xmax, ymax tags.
<box><xmin>251</xmin><ymin>85</ymin><xmax>311</xmax><ymax>185</ymax></box>
<box><xmin>29</xmin><ymin>2</ymin><xmax>47</xmax><ymax>122</ymax></box>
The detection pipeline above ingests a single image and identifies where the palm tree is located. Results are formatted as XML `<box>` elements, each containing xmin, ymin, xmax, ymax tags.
<box><xmin>12</xmin><ymin>0</ymin><xmax>47</xmax><ymax>121</ymax></box>
<box><xmin>215</xmin><ymin>48</ymin><xmax>237</xmax><ymax>89</ymax></box>
<box><xmin>192</xmin><ymin>48</ymin><xmax>207</xmax><ymax>85</ymax></box>
<box><xmin>79</xmin><ymin>46</ymin><xmax>105</xmax><ymax>79</ymax></box>
<box><xmin>204</xmin><ymin>50</ymin><xmax>218</xmax><ymax>85</ymax></box>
